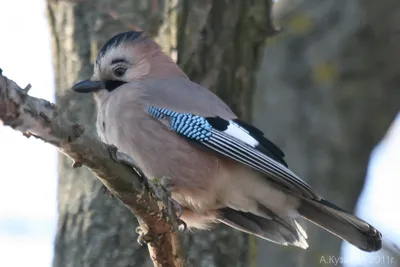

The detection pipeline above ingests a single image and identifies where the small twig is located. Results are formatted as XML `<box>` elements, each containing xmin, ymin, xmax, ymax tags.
<box><xmin>23</xmin><ymin>83</ymin><xmax>32</xmax><ymax>94</ymax></box>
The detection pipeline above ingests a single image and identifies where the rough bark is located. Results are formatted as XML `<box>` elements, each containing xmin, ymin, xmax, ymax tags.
<box><xmin>47</xmin><ymin>0</ymin><xmax>275</xmax><ymax>267</ymax></box>
<box><xmin>252</xmin><ymin>0</ymin><xmax>400</xmax><ymax>266</ymax></box>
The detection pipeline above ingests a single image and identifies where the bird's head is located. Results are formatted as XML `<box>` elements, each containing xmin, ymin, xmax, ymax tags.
<box><xmin>71</xmin><ymin>30</ymin><xmax>186</xmax><ymax>95</ymax></box>
<box><xmin>71</xmin><ymin>30</ymin><xmax>148</xmax><ymax>94</ymax></box>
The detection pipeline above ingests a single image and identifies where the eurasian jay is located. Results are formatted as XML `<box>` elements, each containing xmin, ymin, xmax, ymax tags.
<box><xmin>71</xmin><ymin>30</ymin><xmax>382</xmax><ymax>252</ymax></box>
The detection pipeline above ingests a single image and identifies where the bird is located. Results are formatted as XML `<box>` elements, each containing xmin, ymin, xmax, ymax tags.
<box><xmin>71</xmin><ymin>30</ymin><xmax>382</xmax><ymax>252</ymax></box>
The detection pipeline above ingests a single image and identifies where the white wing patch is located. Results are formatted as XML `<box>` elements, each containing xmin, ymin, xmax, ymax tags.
<box><xmin>224</xmin><ymin>121</ymin><xmax>259</xmax><ymax>147</ymax></box>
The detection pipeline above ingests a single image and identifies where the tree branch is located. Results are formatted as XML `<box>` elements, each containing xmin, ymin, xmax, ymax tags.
<box><xmin>0</xmin><ymin>70</ymin><xmax>186</xmax><ymax>267</ymax></box>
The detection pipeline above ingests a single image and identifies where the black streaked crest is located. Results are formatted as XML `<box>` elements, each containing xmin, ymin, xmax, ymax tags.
<box><xmin>95</xmin><ymin>31</ymin><xmax>143</xmax><ymax>67</ymax></box>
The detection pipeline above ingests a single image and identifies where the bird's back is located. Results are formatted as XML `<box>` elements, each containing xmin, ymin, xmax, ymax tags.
<box><xmin>139</xmin><ymin>77</ymin><xmax>237</xmax><ymax>119</ymax></box>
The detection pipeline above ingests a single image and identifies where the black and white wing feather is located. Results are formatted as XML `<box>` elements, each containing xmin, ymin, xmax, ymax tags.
<box><xmin>148</xmin><ymin>106</ymin><xmax>321</xmax><ymax>200</ymax></box>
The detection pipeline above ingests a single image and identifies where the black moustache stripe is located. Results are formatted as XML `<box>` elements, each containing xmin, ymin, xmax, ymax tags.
<box><xmin>104</xmin><ymin>80</ymin><xmax>127</xmax><ymax>92</ymax></box>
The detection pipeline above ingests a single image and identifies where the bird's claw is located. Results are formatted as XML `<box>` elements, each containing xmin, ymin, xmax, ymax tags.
<box><xmin>136</xmin><ymin>227</ymin><xmax>154</xmax><ymax>246</ymax></box>
<box><xmin>163</xmin><ymin>191</ymin><xmax>183</xmax><ymax>218</ymax></box>
<box><xmin>167</xmin><ymin>197</ymin><xmax>187</xmax><ymax>231</ymax></box>
<box><xmin>176</xmin><ymin>218</ymin><xmax>187</xmax><ymax>232</ymax></box>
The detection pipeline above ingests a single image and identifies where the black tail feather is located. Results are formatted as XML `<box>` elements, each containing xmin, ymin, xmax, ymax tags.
<box><xmin>298</xmin><ymin>198</ymin><xmax>382</xmax><ymax>252</ymax></box>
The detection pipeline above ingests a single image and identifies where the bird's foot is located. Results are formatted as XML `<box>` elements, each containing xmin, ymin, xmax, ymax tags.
<box><xmin>176</xmin><ymin>217</ymin><xmax>187</xmax><ymax>232</ymax></box>
<box><xmin>166</xmin><ymin>197</ymin><xmax>187</xmax><ymax>231</ymax></box>
<box><xmin>148</xmin><ymin>176</ymin><xmax>186</xmax><ymax>231</ymax></box>
<box><xmin>136</xmin><ymin>227</ymin><xmax>154</xmax><ymax>246</ymax></box>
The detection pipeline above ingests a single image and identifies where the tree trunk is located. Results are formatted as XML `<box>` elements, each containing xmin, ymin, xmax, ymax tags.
<box><xmin>252</xmin><ymin>0</ymin><xmax>400</xmax><ymax>266</ymax></box>
<box><xmin>47</xmin><ymin>0</ymin><xmax>274</xmax><ymax>266</ymax></box>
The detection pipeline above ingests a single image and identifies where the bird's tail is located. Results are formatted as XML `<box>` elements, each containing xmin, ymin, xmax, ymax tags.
<box><xmin>297</xmin><ymin>198</ymin><xmax>382</xmax><ymax>252</ymax></box>
<box><xmin>218</xmin><ymin>207</ymin><xmax>309</xmax><ymax>249</ymax></box>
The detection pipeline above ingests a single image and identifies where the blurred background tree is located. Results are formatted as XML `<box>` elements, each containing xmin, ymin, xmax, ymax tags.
<box><xmin>252</xmin><ymin>0</ymin><xmax>400</xmax><ymax>266</ymax></box>
<box><xmin>46</xmin><ymin>0</ymin><xmax>399</xmax><ymax>267</ymax></box>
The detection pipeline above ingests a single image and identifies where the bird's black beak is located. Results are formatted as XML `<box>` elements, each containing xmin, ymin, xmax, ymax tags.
<box><xmin>71</xmin><ymin>79</ymin><xmax>105</xmax><ymax>93</ymax></box>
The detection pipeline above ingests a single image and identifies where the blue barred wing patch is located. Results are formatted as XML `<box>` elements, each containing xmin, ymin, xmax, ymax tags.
<box><xmin>147</xmin><ymin>106</ymin><xmax>213</xmax><ymax>141</ymax></box>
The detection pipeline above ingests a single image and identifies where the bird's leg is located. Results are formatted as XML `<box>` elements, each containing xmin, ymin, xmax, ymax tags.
<box><xmin>148</xmin><ymin>176</ymin><xmax>187</xmax><ymax>231</ymax></box>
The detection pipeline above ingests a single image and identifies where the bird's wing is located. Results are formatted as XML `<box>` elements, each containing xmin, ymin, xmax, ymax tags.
<box><xmin>147</xmin><ymin>105</ymin><xmax>321</xmax><ymax>200</ymax></box>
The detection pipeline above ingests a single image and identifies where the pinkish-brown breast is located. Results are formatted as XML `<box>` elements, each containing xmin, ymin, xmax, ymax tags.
<box><xmin>96</xmin><ymin>82</ymin><xmax>233</xmax><ymax>214</ymax></box>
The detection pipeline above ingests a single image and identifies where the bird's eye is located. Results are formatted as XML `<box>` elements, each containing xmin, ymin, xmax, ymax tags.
<box><xmin>113</xmin><ymin>67</ymin><xmax>127</xmax><ymax>77</ymax></box>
